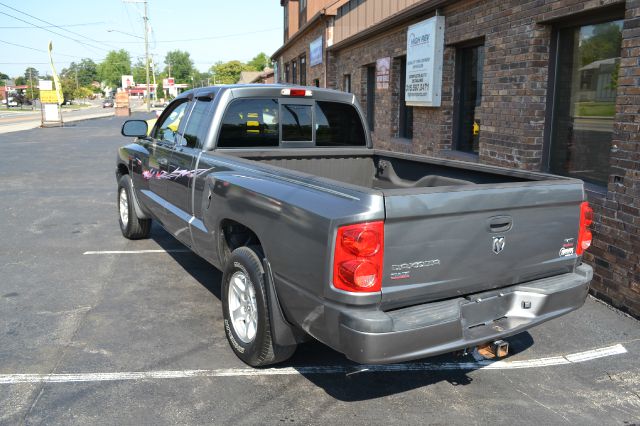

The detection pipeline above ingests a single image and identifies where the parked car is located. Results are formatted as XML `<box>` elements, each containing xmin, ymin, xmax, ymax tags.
<box><xmin>151</xmin><ymin>98</ymin><xmax>169</xmax><ymax>108</ymax></box>
<box><xmin>102</xmin><ymin>98</ymin><xmax>114</xmax><ymax>108</ymax></box>
<box><xmin>116</xmin><ymin>85</ymin><xmax>593</xmax><ymax>367</ymax></box>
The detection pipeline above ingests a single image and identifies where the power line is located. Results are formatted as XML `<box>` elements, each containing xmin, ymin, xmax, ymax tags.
<box><xmin>0</xmin><ymin>2</ymin><xmax>105</xmax><ymax>45</ymax></box>
<box><xmin>0</xmin><ymin>39</ymin><xmax>81</xmax><ymax>58</ymax></box>
<box><xmin>0</xmin><ymin>21</ymin><xmax>105</xmax><ymax>29</ymax></box>
<box><xmin>99</xmin><ymin>27</ymin><xmax>281</xmax><ymax>44</ymax></box>
<box><xmin>0</xmin><ymin>10</ymin><xmax>106</xmax><ymax>54</ymax></box>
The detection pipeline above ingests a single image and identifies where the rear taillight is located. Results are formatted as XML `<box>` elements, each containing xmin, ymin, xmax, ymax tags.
<box><xmin>577</xmin><ymin>202</ymin><xmax>593</xmax><ymax>255</ymax></box>
<box><xmin>333</xmin><ymin>221</ymin><xmax>384</xmax><ymax>293</ymax></box>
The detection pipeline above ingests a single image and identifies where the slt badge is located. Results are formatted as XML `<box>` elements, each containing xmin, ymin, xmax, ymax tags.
<box><xmin>492</xmin><ymin>236</ymin><xmax>505</xmax><ymax>254</ymax></box>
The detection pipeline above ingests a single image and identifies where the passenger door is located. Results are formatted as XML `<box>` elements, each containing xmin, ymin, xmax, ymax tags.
<box><xmin>163</xmin><ymin>97</ymin><xmax>214</xmax><ymax>246</ymax></box>
<box><xmin>140</xmin><ymin>99</ymin><xmax>190</xmax><ymax>225</ymax></box>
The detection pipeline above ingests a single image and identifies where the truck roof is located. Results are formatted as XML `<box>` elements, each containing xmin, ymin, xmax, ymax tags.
<box><xmin>177</xmin><ymin>84</ymin><xmax>356</xmax><ymax>104</ymax></box>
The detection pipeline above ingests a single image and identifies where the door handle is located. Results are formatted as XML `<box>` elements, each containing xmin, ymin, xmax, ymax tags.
<box><xmin>487</xmin><ymin>216</ymin><xmax>513</xmax><ymax>233</ymax></box>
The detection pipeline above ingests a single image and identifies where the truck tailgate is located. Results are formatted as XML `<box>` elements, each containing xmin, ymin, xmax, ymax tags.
<box><xmin>381</xmin><ymin>181</ymin><xmax>585</xmax><ymax>310</ymax></box>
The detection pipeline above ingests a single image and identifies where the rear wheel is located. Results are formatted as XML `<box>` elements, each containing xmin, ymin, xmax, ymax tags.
<box><xmin>117</xmin><ymin>175</ymin><xmax>151</xmax><ymax>239</ymax></box>
<box><xmin>222</xmin><ymin>246</ymin><xmax>296</xmax><ymax>366</ymax></box>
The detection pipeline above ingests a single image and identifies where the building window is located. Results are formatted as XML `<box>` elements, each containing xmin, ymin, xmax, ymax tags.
<box><xmin>343</xmin><ymin>74</ymin><xmax>351</xmax><ymax>93</ymax></box>
<box><xmin>291</xmin><ymin>60</ymin><xmax>297</xmax><ymax>84</ymax></box>
<box><xmin>299</xmin><ymin>0</ymin><xmax>307</xmax><ymax>26</ymax></box>
<box><xmin>284</xmin><ymin>1</ymin><xmax>289</xmax><ymax>41</ymax></box>
<box><xmin>548</xmin><ymin>19</ymin><xmax>623</xmax><ymax>187</ymax></box>
<box><xmin>453</xmin><ymin>43</ymin><xmax>484</xmax><ymax>154</ymax></box>
<box><xmin>299</xmin><ymin>55</ymin><xmax>307</xmax><ymax>86</ymax></box>
<box><xmin>285</xmin><ymin>63</ymin><xmax>290</xmax><ymax>83</ymax></box>
<box><xmin>399</xmin><ymin>57</ymin><xmax>413</xmax><ymax>139</ymax></box>
<box><xmin>365</xmin><ymin>65</ymin><xmax>376</xmax><ymax>131</ymax></box>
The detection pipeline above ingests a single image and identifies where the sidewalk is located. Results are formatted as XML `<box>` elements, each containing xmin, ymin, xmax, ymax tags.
<box><xmin>0</xmin><ymin>109</ymin><xmax>115</xmax><ymax>134</ymax></box>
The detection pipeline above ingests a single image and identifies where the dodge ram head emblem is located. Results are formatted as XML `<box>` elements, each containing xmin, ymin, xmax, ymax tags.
<box><xmin>492</xmin><ymin>236</ymin><xmax>505</xmax><ymax>254</ymax></box>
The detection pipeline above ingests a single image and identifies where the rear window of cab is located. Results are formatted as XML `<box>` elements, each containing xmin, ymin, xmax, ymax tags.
<box><xmin>216</xmin><ymin>98</ymin><xmax>366</xmax><ymax>148</ymax></box>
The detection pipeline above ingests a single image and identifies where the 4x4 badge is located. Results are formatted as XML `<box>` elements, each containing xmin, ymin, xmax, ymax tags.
<box><xmin>492</xmin><ymin>236</ymin><xmax>505</xmax><ymax>254</ymax></box>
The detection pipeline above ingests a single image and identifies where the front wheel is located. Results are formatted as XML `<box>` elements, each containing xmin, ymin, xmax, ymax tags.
<box><xmin>117</xmin><ymin>175</ymin><xmax>151</xmax><ymax>239</ymax></box>
<box><xmin>222</xmin><ymin>246</ymin><xmax>296</xmax><ymax>366</ymax></box>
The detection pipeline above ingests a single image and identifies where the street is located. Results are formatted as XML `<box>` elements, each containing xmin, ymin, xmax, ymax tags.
<box><xmin>0</xmin><ymin>99</ymin><xmax>148</xmax><ymax>133</ymax></box>
<box><xmin>0</xmin><ymin>116</ymin><xmax>639</xmax><ymax>425</ymax></box>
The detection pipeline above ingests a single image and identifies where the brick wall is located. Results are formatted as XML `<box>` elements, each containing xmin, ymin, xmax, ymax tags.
<box><xmin>586</xmin><ymin>1</ymin><xmax>640</xmax><ymax>316</ymax></box>
<box><xmin>275</xmin><ymin>0</ymin><xmax>640</xmax><ymax>318</ymax></box>
<box><xmin>279</xmin><ymin>19</ymin><xmax>327</xmax><ymax>87</ymax></box>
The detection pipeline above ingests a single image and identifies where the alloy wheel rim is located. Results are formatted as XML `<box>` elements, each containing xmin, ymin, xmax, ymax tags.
<box><xmin>228</xmin><ymin>271</ymin><xmax>258</xmax><ymax>344</ymax></box>
<box><xmin>119</xmin><ymin>188</ymin><xmax>129</xmax><ymax>226</ymax></box>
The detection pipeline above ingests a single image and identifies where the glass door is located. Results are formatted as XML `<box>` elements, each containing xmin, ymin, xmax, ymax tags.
<box><xmin>549</xmin><ymin>20</ymin><xmax>623</xmax><ymax>186</ymax></box>
<box><xmin>454</xmin><ymin>44</ymin><xmax>484</xmax><ymax>154</ymax></box>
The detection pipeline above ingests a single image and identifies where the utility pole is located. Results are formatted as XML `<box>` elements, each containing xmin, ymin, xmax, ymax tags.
<box><xmin>123</xmin><ymin>0</ymin><xmax>150</xmax><ymax>111</ymax></box>
<box><xmin>28</xmin><ymin>68</ymin><xmax>34</xmax><ymax>109</ymax></box>
<box><xmin>143</xmin><ymin>0</ymin><xmax>150</xmax><ymax>111</ymax></box>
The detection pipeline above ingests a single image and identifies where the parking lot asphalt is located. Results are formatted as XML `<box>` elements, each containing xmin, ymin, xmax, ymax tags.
<box><xmin>1</xmin><ymin>116</ymin><xmax>639</xmax><ymax>425</ymax></box>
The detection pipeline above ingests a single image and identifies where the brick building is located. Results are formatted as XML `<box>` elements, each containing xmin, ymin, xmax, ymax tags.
<box><xmin>273</xmin><ymin>0</ymin><xmax>640</xmax><ymax>318</ymax></box>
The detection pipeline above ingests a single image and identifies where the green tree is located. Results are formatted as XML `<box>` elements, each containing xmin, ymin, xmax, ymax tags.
<box><xmin>580</xmin><ymin>22</ymin><xmax>623</xmax><ymax>67</ymax></box>
<box><xmin>98</xmin><ymin>49</ymin><xmax>132</xmax><ymax>87</ymax></box>
<box><xmin>209</xmin><ymin>60</ymin><xmax>255</xmax><ymax>84</ymax></box>
<box><xmin>73</xmin><ymin>86</ymin><xmax>93</xmax><ymax>100</ymax></box>
<box><xmin>77</xmin><ymin>59</ymin><xmax>98</xmax><ymax>86</ymax></box>
<box><xmin>132</xmin><ymin>58</ymin><xmax>147</xmax><ymax>84</ymax></box>
<box><xmin>62</xmin><ymin>59</ymin><xmax>98</xmax><ymax>88</ymax></box>
<box><xmin>164</xmin><ymin>50</ymin><xmax>194</xmax><ymax>84</ymax></box>
<box><xmin>191</xmin><ymin>70</ymin><xmax>211</xmax><ymax>87</ymax></box>
<box><xmin>248</xmin><ymin>52</ymin><xmax>271</xmax><ymax>71</ymax></box>
<box><xmin>14</xmin><ymin>76</ymin><xmax>27</xmax><ymax>85</ymax></box>
<box><xmin>0</xmin><ymin>72</ymin><xmax>9</xmax><ymax>80</ymax></box>
<box><xmin>24</xmin><ymin>67</ymin><xmax>39</xmax><ymax>82</ymax></box>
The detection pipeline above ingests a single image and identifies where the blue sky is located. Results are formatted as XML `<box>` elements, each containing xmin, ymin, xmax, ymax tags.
<box><xmin>0</xmin><ymin>0</ymin><xmax>283</xmax><ymax>78</ymax></box>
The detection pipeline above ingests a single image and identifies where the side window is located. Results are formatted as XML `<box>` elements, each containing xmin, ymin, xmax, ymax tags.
<box><xmin>183</xmin><ymin>98</ymin><xmax>212</xmax><ymax>149</ymax></box>
<box><xmin>315</xmin><ymin>101</ymin><xmax>366</xmax><ymax>147</ymax></box>
<box><xmin>154</xmin><ymin>101</ymin><xmax>189</xmax><ymax>143</ymax></box>
<box><xmin>217</xmin><ymin>99</ymin><xmax>279</xmax><ymax>148</ymax></box>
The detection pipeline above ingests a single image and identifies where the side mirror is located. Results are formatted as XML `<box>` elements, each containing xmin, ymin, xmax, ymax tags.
<box><xmin>121</xmin><ymin>120</ymin><xmax>149</xmax><ymax>137</ymax></box>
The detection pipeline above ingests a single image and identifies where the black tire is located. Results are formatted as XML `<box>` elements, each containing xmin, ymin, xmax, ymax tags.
<box><xmin>117</xmin><ymin>174</ymin><xmax>151</xmax><ymax>239</ymax></box>
<box><xmin>222</xmin><ymin>246</ymin><xmax>296</xmax><ymax>366</ymax></box>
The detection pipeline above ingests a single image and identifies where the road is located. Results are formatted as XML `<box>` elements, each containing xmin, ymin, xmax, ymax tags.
<box><xmin>0</xmin><ymin>116</ymin><xmax>639</xmax><ymax>425</ymax></box>
<box><xmin>0</xmin><ymin>99</ymin><xmax>148</xmax><ymax>134</ymax></box>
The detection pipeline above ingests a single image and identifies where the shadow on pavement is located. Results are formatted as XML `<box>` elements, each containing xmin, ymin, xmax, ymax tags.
<box><xmin>150</xmin><ymin>224</ymin><xmax>535</xmax><ymax>401</ymax></box>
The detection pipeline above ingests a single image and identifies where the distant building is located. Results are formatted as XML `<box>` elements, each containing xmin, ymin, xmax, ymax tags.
<box><xmin>237</xmin><ymin>68</ymin><xmax>276</xmax><ymax>84</ymax></box>
<box><xmin>272</xmin><ymin>0</ymin><xmax>640</xmax><ymax>318</ymax></box>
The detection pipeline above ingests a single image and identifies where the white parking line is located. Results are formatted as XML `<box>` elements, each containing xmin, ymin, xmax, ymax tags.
<box><xmin>0</xmin><ymin>344</ymin><xmax>627</xmax><ymax>384</ymax></box>
<box><xmin>83</xmin><ymin>249</ymin><xmax>191</xmax><ymax>255</ymax></box>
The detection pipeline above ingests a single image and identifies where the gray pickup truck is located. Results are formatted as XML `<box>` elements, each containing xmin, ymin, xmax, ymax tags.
<box><xmin>116</xmin><ymin>84</ymin><xmax>593</xmax><ymax>366</ymax></box>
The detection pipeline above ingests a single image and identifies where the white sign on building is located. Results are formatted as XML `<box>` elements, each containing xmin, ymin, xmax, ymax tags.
<box><xmin>310</xmin><ymin>36</ymin><xmax>323</xmax><ymax>67</ymax></box>
<box><xmin>405</xmin><ymin>16</ymin><xmax>445</xmax><ymax>107</ymax></box>
<box><xmin>38</xmin><ymin>79</ymin><xmax>53</xmax><ymax>91</ymax></box>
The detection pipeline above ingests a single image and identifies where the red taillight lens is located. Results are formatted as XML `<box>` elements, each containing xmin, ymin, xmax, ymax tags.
<box><xmin>577</xmin><ymin>202</ymin><xmax>593</xmax><ymax>255</ymax></box>
<box><xmin>342</xmin><ymin>228</ymin><xmax>381</xmax><ymax>257</ymax></box>
<box><xmin>338</xmin><ymin>260</ymin><xmax>378</xmax><ymax>289</ymax></box>
<box><xmin>333</xmin><ymin>221</ymin><xmax>384</xmax><ymax>293</ymax></box>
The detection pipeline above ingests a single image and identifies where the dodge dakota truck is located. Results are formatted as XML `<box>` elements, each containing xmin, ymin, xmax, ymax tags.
<box><xmin>116</xmin><ymin>84</ymin><xmax>593</xmax><ymax>366</ymax></box>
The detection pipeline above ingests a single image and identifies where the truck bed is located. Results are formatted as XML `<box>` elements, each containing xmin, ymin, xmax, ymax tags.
<box><xmin>223</xmin><ymin>147</ymin><xmax>583</xmax><ymax>309</ymax></box>
<box><xmin>232</xmin><ymin>148</ymin><xmax>553</xmax><ymax>191</ymax></box>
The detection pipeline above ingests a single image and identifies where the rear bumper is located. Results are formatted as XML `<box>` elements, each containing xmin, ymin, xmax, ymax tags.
<box><xmin>337</xmin><ymin>264</ymin><xmax>592</xmax><ymax>364</ymax></box>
